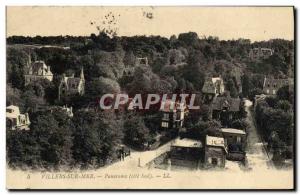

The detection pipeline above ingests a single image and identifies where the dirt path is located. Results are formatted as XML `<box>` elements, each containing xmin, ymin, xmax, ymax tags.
<box><xmin>244</xmin><ymin>99</ymin><xmax>274</xmax><ymax>170</ymax></box>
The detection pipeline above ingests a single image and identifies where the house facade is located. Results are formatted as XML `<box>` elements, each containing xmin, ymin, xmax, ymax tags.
<box><xmin>211</xmin><ymin>96</ymin><xmax>241</xmax><ymax>127</ymax></box>
<box><xmin>202</xmin><ymin>76</ymin><xmax>225</xmax><ymax>102</ymax></box>
<box><xmin>6</xmin><ymin>105</ymin><xmax>30</xmax><ymax>131</ymax></box>
<box><xmin>249</xmin><ymin>47</ymin><xmax>274</xmax><ymax>60</ymax></box>
<box><xmin>263</xmin><ymin>77</ymin><xmax>293</xmax><ymax>95</ymax></box>
<box><xmin>50</xmin><ymin>105</ymin><xmax>74</xmax><ymax>118</ymax></box>
<box><xmin>58</xmin><ymin>68</ymin><xmax>85</xmax><ymax>100</ymax></box>
<box><xmin>161</xmin><ymin>100</ymin><xmax>186</xmax><ymax>130</ymax></box>
<box><xmin>24</xmin><ymin>60</ymin><xmax>53</xmax><ymax>86</ymax></box>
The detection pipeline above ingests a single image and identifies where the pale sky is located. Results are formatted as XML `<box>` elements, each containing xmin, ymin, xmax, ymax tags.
<box><xmin>6</xmin><ymin>6</ymin><xmax>294</xmax><ymax>41</ymax></box>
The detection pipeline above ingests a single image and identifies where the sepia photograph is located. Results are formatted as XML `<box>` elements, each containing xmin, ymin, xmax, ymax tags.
<box><xmin>5</xmin><ymin>6</ymin><xmax>295</xmax><ymax>190</ymax></box>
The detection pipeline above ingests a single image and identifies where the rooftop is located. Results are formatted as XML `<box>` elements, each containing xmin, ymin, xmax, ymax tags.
<box><xmin>211</xmin><ymin>96</ymin><xmax>241</xmax><ymax>112</ymax></box>
<box><xmin>221</xmin><ymin>128</ymin><xmax>246</xmax><ymax>135</ymax></box>
<box><xmin>172</xmin><ymin>138</ymin><xmax>202</xmax><ymax>148</ymax></box>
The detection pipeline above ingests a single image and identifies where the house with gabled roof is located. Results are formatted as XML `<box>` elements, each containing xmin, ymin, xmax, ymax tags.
<box><xmin>262</xmin><ymin>77</ymin><xmax>294</xmax><ymax>95</ymax></box>
<box><xmin>6</xmin><ymin>105</ymin><xmax>30</xmax><ymax>131</ymax></box>
<box><xmin>221</xmin><ymin>128</ymin><xmax>246</xmax><ymax>161</ymax></box>
<box><xmin>249</xmin><ymin>47</ymin><xmax>274</xmax><ymax>60</ymax></box>
<box><xmin>211</xmin><ymin>96</ymin><xmax>241</xmax><ymax>127</ymax></box>
<box><xmin>58</xmin><ymin>67</ymin><xmax>85</xmax><ymax>100</ymax></box>
<box><xmin>160</xmin><ymin>99</ymin><xmax>187</xmax><ymax>131</ymax></box>
<box><xmin>202</xmin><ymin>76</ymin><xmax>225</xmax><ymax>102</ymax></box>
<box><xmin>205</xmin><ymin>135</ymin><xmax>227</xmax><ymax>168</ymax></box>
<box><xmin>170</xmin><ymin>138</ymin><xmax>203</xmax><ymax>169</ymax></box>
<box><xmin>24</xmin><ymin>59</ymin><xmax>53</xmax><ymax>86</ymax></box>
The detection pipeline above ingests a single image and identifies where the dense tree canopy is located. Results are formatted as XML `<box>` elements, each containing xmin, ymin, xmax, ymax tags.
<box><xmin>6</xmin><ymin>32</ymin><xmax>294</xmax><ymax>169</ymax></box>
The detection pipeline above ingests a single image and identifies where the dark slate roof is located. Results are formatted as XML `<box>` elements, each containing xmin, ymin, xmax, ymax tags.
<box><xmin>212</xmin><ymin>97</ymin><xmax>241</xmax><ymax>112</ymax></box>
<box><xmin>31</xmin><ymin>61</ymin><xmax>50</xmax><ymax>75</ymax></box>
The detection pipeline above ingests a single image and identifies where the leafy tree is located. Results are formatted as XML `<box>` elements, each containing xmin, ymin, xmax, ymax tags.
<box><xmin>85</xmin><ymin>77</ymin><xmax>121</xmax><ymax>104</ymax></box>
<box><xmin>7</xmin><ymin>130</ymin><xmax>41</xmax><ymax>168</ymax></box>
<box><xmin>92</xmin><ymin>50</ymin><xmax>125</xmax><ymax>79</ymax></box>
<box><xmin>124</xmin><ymin>114</ymin><xmax>151</xmax><ymax>150</ymax></box>
<box><xmin>30</xmin><ymin>111</ymin><xmax>73</xmax><ymax>167</ymax></box>
<box><xmin>231</xmin><ymin>119</ymin><xmax>249</xmax><ymax>131</ymax></box>
<box><xmin>182</xmin><ymin>53</ymin><xmax>205</xmax><ymax>91</ymax></box>
<box><xmin>6</xmin><ymin>48</ymin><xmax>28</xmax><ymax>89</ymax></box>
<box><xmin>275</xmin><ymin>100</ymin><xmax>291</xmax><ymax>112</ymax></box>
<box><xmin>7</xmin><ymin>111</ymin><xmax>74</xmax><ymax>169</ymax></box>
<box><xmin>241</xmin><ymin>74</ymin><xmax>253</xmax><ymax>97</ymax></box>
<box><xmin>277</xmin><ymin>85</ymin><xmax>294</xmax><ymax>106</ymax></box>
<box><xmin>178</xmin><ymin>32</ymin><xmax>199</xmax><ymax>48</ymax></box>
<box><xmin>226</xmin><ymin>78</ymin><xmax>238</xmax><ymax>98</ymax></box>
<box><xmin>22</xmin><ymin>89</ymin><xmax>46</xmax><ymax>113</ymax></box>
<box><xmin>249</xmin><ymin>88</ymin><xmax>263</xmax><ymax>102</ymax></box>
<box><xmin>185</xmin><ymin>120</ymin><xmax>222</xmax><ymax>141</ymax></box>
<box><xmin>72</xmin><ymin>110</ymin><xmax>123</xmax><ymax>167</ymax></box>
<box><xmin>6</xmin><ymin>84</ymin><xmax>23</xmax><ymax>108</ymax></box>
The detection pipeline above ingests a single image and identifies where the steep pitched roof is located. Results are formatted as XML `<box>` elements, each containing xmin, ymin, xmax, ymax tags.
<box><xmin>30</xmin><ymin>61</ymin><xmax>52</xmax><ymax>75</ymax></box>
<box><xmin>212</xmin><ymin>96</ymin><xmax>241</xmax><ymax>112</ymax></box>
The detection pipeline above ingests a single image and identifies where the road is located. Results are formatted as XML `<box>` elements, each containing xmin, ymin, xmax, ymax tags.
<box><xmin>104</xmin><ymin>140</ymin><xmax>173</xmax><ymax>171</ymax></box>
<box><xmin>244</xmin><ymin>99</ymin><xmax>274</xmax><ymax>171</ymax></box>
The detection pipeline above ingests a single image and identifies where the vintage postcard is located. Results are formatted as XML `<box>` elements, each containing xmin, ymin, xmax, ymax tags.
<box><xmin>6</xmin><ymin>6</ymin><xmax>295</xmax><ymax>190</ymax></box>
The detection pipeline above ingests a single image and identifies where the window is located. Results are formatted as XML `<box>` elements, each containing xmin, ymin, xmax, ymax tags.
<box><xmin>161</xmin><ymin>122</ymin><xmax>169</xmax><ymax>128</ymax></box>
<box><xmin>6</xmin><ymin>109</ymin><xmax>13</xmax><ymax>113</ymax></box>
<box><xmin>266</xmin><ymin>89</ymin><xmax>269</xmax><ymax>94</ymax></box>
<box><xmin>237</xmin><ymin>136</ymin><xmax>241</xmax><ymax>143</ymax></box>
<box><xmin>273</xmin><ymin>90</ymin><xmax>276</xmax><ymax>94</ymax></box>
<box><xmin>212</xmin><ymin>158</ymin><xmax>218</xmax><ymax>166</ymax></box>
<box><xmin>163</xmin><ymin>113</ymin><xmax>169</xmax><ymax>120</ymax></box>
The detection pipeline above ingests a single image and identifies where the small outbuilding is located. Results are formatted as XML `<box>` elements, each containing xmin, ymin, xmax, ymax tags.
<box><xmin>205</xmin><ymin>135</ymin><xmax>227</xmax><ymax>168</ymax></box>
<box><xmin>170</xmin><ymin>138</ymin><xmax>203</xmax><ymax>169</ymax></box>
